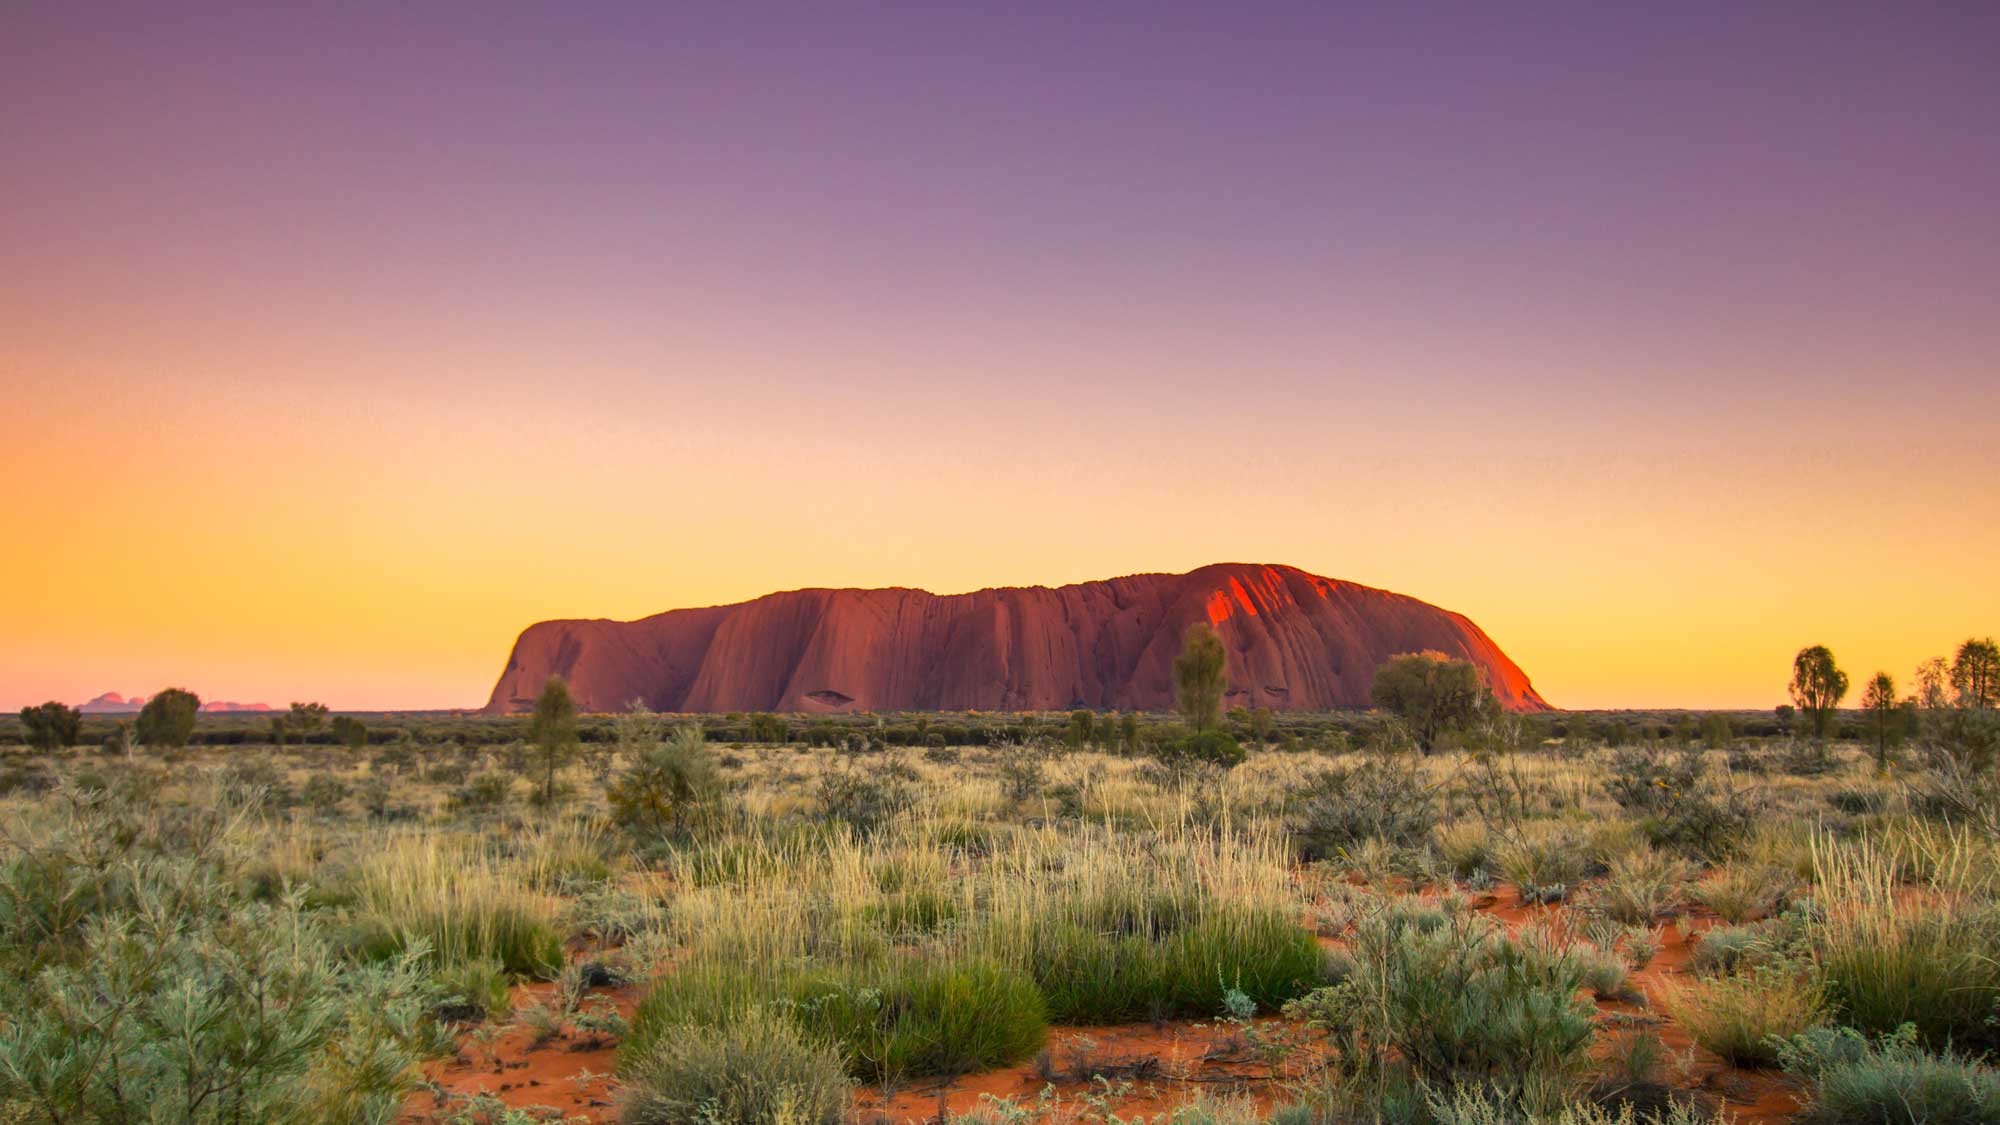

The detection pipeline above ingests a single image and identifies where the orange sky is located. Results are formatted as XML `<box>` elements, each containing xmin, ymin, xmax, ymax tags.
<box><xmin>4</xmin><ymin>5</ymin><xmax>1997</xmax><ymax>712</ymax></box>
<box><xmin>6</xmin><ymin>322</ymin><xmax>1994</xmax><ymax>711</ymax></box>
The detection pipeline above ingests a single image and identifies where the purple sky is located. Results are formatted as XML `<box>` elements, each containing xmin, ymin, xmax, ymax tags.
<box><xmin>12</xmin><ymin>2</ymin><xmax>1998</xmax><ymax>385</ymax></box>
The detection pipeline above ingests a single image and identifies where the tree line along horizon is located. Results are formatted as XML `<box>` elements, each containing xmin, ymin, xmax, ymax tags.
<box><xmin>12</xmin><ymin>628</ymin><xmax>1998</xmax><ymax>766</ymax></box>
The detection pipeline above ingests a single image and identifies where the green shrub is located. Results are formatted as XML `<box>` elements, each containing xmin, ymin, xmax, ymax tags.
<box><xmin>1155</xmin><ymin>729</ymin><xmax>1247</xmax><ymax>771</ymax></box>
<box><xmin>1026</xmin><ymin>899</ymin><xmax>1319</xmax><ymax>1023</ymax></box>
<box><xmin>1589</xmin><ymin>847</ymin><xmax>1688</xmax><ymax>926</ymax></box>
<box><xmin>860</xmin><ymin>887</ymin><xmax>959</xmax><ymax>935</ymax></box>
<box><xmin>1662</xmin><ymin>963</ymin><xmax>1825</xmax><ymax>1066</ymax></box>
<box><xmin>431</xmin><ymin>958</ymin><xmax>513</xmax><ymax>1024</ymax></box>
<box><xmin>816</xmin><ymin>762</ymin><xmax>916</xmax><ymax>837</ymax></box>
<box><xmin>607</xmin><ymin>713</ymin><xmax>727</xmax><ymax>845</ymax></box>
<box><xmin>300</xmin><ymin>772</ymin><xmax>350</xmax><ymax>814</ymax></box>
<box><xmin>1778</xmin><ymin>1023</ymin><xmax>2000</xmax><ymax>1125</ymax></box>
<box><xmin>451</xmin><ymin>772</ymin><xmax>514</xmax><ymax>811</ymax></box>
<box><xmin>1287</xmin><ymin>758</ymin><xmax>1439</xmax><ymax>861</ymax></box>
<box><xmin>136</xmin><ymin>687</ymin><xmax>201</xmax><ymax>749</ymax></box>
<box><xmin>1285</xmin><ymin>908</ymin><xmax>1597</xmax><ymax>1116</ymax></box>
<box><xmin>628</xmin><ymin>955</ymin><xmax>1047</xmax><ymax>1083</ymax></box>
<box><xmin>0</xmin><ymin>798</ymin><xmax>443</xmax><ymax>1123</ymax></box>
<box><xmin>619</xmin><ymin>1007</ymin><xmax>848</xmax><ymax>1125</ymax></box>
<box><xmin>350</xmin><ymin>838</ymin><xmax>563</xmax><ymax>978</ymax></box>
<box><xmin>783</xmin><ymin>958</ymin><xmax>1046</xmax><ymax>1080</ymax></box>
<box><xmin>1574</xmin><ymin>942</ymin><xmax>1632</xmax><ymax>1001</ymax></box>
<box><xmin>331</xmin><ymin>714</ymin><xmax>369</xmax><ymax>748</ymax></box>
<box><xmin>1690</xmin><ymin>863</ymin><xmax>1795</xmax><ymax>924</ymax></box>
<box><xmin>18</xmin><ymin>701</ymin><xmax>82</xmax><ymax>751</ymax></box>
<box><xmin>1687</xmin><ymin>920</ymin><xmax>1796</xmax><ymax>977</ymax></box>
<box><xmin>1812</xmin><ymin>837</ymin><xmax>2000</xmax><ymax>1051</ymax></box>
<box><xmin>1424</xmin><ymin>1087</ymin><xmax>1730</xmax><ymax>1124</ymax></box>
<box><xmin>1493</xmin><ymin>829</ymin><xmax>1589</xmax><ymax>901</ymax></box>
<box><xmin>1603</xmin><ymin>746</ymin><xmax>1752</xmax><ymax>858</ymax></box>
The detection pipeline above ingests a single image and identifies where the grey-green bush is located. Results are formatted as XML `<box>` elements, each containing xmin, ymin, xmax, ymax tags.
<box><xmin>1778</xmin><ymin>1023</ymin><xmax>2000</xmax><ymax>1125</ymax></box>
<box><xmin>619</xmin><ymin>1007</ymin><xmax>848</xmax><ymax>1125</ymax></box>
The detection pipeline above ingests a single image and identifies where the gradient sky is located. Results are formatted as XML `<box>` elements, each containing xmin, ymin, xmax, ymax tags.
<box><xmin>4</xmin><ymin>2</ymin><xmax>1997</xmax><ymax>712</ymax></box>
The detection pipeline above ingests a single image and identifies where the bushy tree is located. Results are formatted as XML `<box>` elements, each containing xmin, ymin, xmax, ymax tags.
<box><xmin>1153</xmin><ymin>728</ymin><xmax>1246</xmax><ymax>772</ymax></box>
<box><xmin>606</xmin><ymin>705</ymin><xmax>726</xmax><ymax>844</ymax></box>
<box><xmin>136</xmin><ymin>688</ymin><xmax>201</xmax><ymax>749</ymax></box>
<box><xmin>1699</xmin><ymin>712</ymin><xmax>1735</xmax><ymax>750</ymax></box>
<box><xmin>330</xmin><ymin>715</ymin><xmax>368</xmax><ymax>749</ymax></box>
<box><xmin>528</xmin><ymin>676</ymin><xmax>578</xmax><ymax>806</ymax></box>
<box><xmin>1860</xmin><ymin>671</ymin><xmax>1898</xmax><ymax>772</ymax></box>
<box><xmin>1950</xmin><ymin>637</ymin><xmax>1999</xmax><ymax>709</ymax></box>
<box><xmin>1118</xmin><ymin>712</ymin><xmax>1140</xmax><ymax>754</ymax></box>
<box><xmin>1173</xmin><ymin>623</ymin><xmax>1228</xmax><ymax>733</ymax></box>
<box><xmin>288</xmin><ymin>701</ymin><xmax>330</xmax><ymax>736</ymax></box>
<box><xmin>18</xmin><ymin>701</ymin><xmax>81</xmax><ymax>751</ymax></box>
<box><xmin>1788</xmin><ymin>646</ymin><xmax>1848</xmax><ymax>739</ymax></box>
<box><xmin>1247</xmin><ymin>707</ymin><xmax>1274</xmax><ymax>746</ymax></box>
<box><xmin>1913</xmin><ymin>657</ymin><xmax>1951</xmax><ymax>711</ymax></box>
<box><xmin>1066</xmin><ymin>709</ymin><xmax>1095</xmax><ymax>749</ymax></box>
<box><xmin>1369</xmin><ymin>651</ymin><xmax>1489</xmax><ymax>754</ymax></box>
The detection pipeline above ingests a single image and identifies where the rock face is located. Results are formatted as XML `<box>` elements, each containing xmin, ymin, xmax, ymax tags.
<box><xmin>79</xmin><ymin>692</ymin><xmax>271</xmax><ymax>713</ymax></box>
<box><xmin>80</xmin><ymin>692</ymin><xmax>145</xmax><ymax>714</ymax></box>
<box><xmin>484</xmin><ymin>563</ymin><xmax>1549</xmax><ymax>715</ymax></box>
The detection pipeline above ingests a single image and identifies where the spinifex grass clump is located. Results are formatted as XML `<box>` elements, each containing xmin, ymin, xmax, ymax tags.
<box><xmin>624</xmin><ymin>954</ymin><xmax>1047</xmax><ymax>1083</ymax></box>
<box><xmin>1689</xmin><ymin>861</ymin><xmax>1796</xmax><ymax>923</ymax></box>
<box><xmin>620</xmin><ymin>1006</ymin><xmax>849</xmax><ymax>1125</ymax></box>
<box><xmin>631</xmin><ymin>816</ymin><xmax>1317</xmax><ymax>1079</ymax></box>
<box><xmin>1661</xmin><ymin>962</ymin><xmax>1826</xmax><ymax>1065</ymax></box>
<box><xmin>977</xmin><ymin>821</ymin><xmax>1321</xmax><ymax>1022</ymax></box>
<box><xmin>1018</xmin><ymin>894</ymin><xmax>1320</xmax><ymax>1022</ymax></box>
<box><xmin>1589</xmin><ymin>846</ymin><xmax>1689</xmax><ymax>926</ymax></box>
<box><xmin>783</xmin><ymin>956</ymin><xmax>1047</xmax><ymax>1079</ymax></box>
<box><xmin>1809</xmin><ymin>833</ymin><xmax>2000</xmax><ymax>1051</ymax></box>
<box><xmin>349</xmin><ymin>832</ymin><xmax>563</xmax><ymax>978</ymax></box>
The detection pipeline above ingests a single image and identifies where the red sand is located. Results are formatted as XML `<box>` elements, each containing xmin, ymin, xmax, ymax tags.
<box><xmin>400</xmin><ymin>980</ymin><xmax>642</xmax><ymax>1123</ymax></box>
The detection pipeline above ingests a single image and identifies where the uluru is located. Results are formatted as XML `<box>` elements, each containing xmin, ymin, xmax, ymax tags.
<box><xmin>484</xmin><ymin>563</ymin><xmax>1548</xmax><ymax>715</ymax></box>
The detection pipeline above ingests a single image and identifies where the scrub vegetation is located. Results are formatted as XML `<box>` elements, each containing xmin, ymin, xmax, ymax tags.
<box><xmin>2</xmin><ymin>638</ymin><xmax>1998</xmax><ymax>1124</ymax></box>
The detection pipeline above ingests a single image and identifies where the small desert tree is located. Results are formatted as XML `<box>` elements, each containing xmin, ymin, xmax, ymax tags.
<box><xmin>528</xmin><ymin>676</ymin><xmax>579</xmax><ymax>807</ymax></box>
<box><xmin>1248</xmin><ymin>706</ymin><xmax>1274</xmax><ymax>747</ymax></box>
<box><xmin>288</xmin><ymin>701</ymin><xmax>330</xmax><ymax>737</ymax></box>
<box><xmin>331</xmin><ymin>714</ymin><xmax>368</xmax><ymax>749</ymax></box>
<box><xmin>1788</xmin><ymin>645</ymin><xmax>1848</xmax><ymax>739</ymax></box>
<box><xmin>607</xmin><ymin>704</ymin><xmax>725</xmax><ymax>844</ymax></box>
<box><xmin>1173</xmin><ymin>623</ymin><xmax>1228</xmax><ymax>733</ymax></box>
<box><xmin>1861</xmin><ymin>671</ymin><xmax>1898</xmax><ymax>773</ymax></box>
<box><xmin>1950</xmin><ymin>637</ymin><xmax>2000</xmax><ymax>709</ymax></box>
<box><xmin>1066</xmin><ymin>709</ymin><xmax>1095</xmax><ymax>749</ymax></box>
<box><xmin>1370</xmin><ymin>651</ymin><xmax>1489</xmax><ymax>754</ymax></box>
<box><xmin>18</xmin><ymin>701</ymin><xmax>82</xmax><ymax>751</ymax></box>
<box><xmin>136</xmin><ymin>687</ymin><xmax>201</xmax><ymax>749</ymax></box>
<box><xmin>1913</xmin><ymin>657</ymin><xmax>1952</xmax><ymax>712</ymax></box>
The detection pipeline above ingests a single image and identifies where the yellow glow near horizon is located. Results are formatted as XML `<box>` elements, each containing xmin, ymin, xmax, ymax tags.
<box><xmin>5</xmin><ymin>323</ymin><xmax>1994</xmax><ymax>713</ymax></box>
